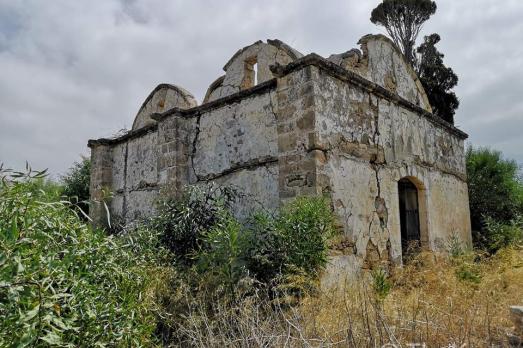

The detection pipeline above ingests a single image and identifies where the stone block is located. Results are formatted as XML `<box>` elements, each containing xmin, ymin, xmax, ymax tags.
<box><xmin>278</xmin><ymin>133</ymin><xmax>297</xmax><ymax>152</ymax></box>
<box><xmin>296</xmin><ymin>110</ymin><xmax>314</xmax><ymax>130</ymax></box>
<box><xmin>511</xmin><ymin>306</ymin><xmax>523</xmax><ymax>337</ymax></box>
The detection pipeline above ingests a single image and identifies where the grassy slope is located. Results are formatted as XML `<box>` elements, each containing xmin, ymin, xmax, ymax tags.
<box><xmin>300</xmin><ymin>248</ymin><xmax>523</xmax><ymax>347</ymax></box>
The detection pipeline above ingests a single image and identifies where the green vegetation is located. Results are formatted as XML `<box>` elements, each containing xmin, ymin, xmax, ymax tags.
<box><xmin>482</xmin><ymin>215</ymin><xmax>523</xmax><ymax>253</ymax></box>
<box><xmin>151</xmin><ymin>185</ymin><xmax>237</xmax><ymax>265</ymax></box>
<box><xmin>2</xmin><ymin>145</ymin><xmax>522</xmax><ymax>346</ymax></box>
<box><xmin>371</xmin><ymin>268</ymin><xmax>392</xmax><ymax>300</ymax></box>
<box><xmin>0</xmin><ymin>169</ymin><xmax>336</xmax><ymax>346</ymax></box>
<box><xmin>151</xmin><ymin>185</ymin><xmax>336</xmax><ymax>296</ymax></box>
<box><xmin>61</xmin><ymin>157</ymin><xmax>91</xmax><ymax>217</ymax></box>
<box><xmin>416</xmin><ymin>33</ymin><xmax>459</xmax><ymax>123</ymax></box>
<box><xmin>466</xmin><ymin>146</ymin><xmax>523</xmax><ymax>252</ymax></box>
<box><xmin>0</xmin><ymin>166</ymin><xmax>168</xmax><ymax>347</ymax></box>
<box><xmin>370</xmin><ymin>0</ymin><xmax>437</xmax><ymax>66</ymax></box>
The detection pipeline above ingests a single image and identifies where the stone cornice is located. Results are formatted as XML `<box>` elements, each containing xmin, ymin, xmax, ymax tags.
<box><xmin>270</xmin><ymin>53</ymin><xmax>468</xmax><ymax>140</ymax></box>
<box><xmin>88</xmin><ymin>123</ymin><xmax>158</xmax><ymax>147</ymax></box>
<box><xmin>151</xmin><ymin>78</ymin><xmax>277</xmax><ymax>121</ymax></box>
<box><xmin>88</xmin><ymin>79</ymin><xmax>278</xmax><ymax>147</ymax></box>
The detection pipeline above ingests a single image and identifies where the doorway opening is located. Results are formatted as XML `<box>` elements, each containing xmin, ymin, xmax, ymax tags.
<box><xmin>398</xmin><ymin>178</ymin><xmax>421</xmax><ymax>256</ymax></box>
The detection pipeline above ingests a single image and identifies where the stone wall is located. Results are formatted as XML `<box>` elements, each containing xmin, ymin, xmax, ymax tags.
<box><xmin>89</xmin><ymin>35</ymin><xmax>472</xmax><ymax>282</ymax></box>
<box><xmin>89</xmin><ymin>82</ymin><xmax>281</xmax><ymax>224</ymax></box>
<box><xmin>89</xmin><ymin>126</ymin><xmax>160</xmax><ymax>224</ymax></box>
<box><xmin>111</xmin><ymin>129</ymin><xmax>159</xmax><ymax>221</ymax></box>
<box><xmin>274</xmin><ymin>65</ymin><xmax>323</xmax><ymax>202</ymax></box>
<box><xmin>89</xmin><ymin>143</ymin><xmax>113</xmax><ymax>227</ymax></box>
<box><xmin>301</xmin><ymin>39</ymin><xmax>469</xmax><ymax>284</ymax></box>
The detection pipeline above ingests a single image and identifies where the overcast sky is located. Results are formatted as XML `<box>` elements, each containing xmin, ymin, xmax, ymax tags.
<box><xmin>1</xmin><ymin>0</ymin><xmax>522</xmax><ymax>178</ymax></box>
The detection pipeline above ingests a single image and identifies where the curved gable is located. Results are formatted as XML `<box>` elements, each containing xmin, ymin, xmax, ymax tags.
<box><xmin>358</xmin><ymin>34</ymin><xmax>432</xmax><ymax>112</ymax></box>
<box><xmin>132</xmin><ymin>84</ymin><xmax>197</xmax><ymax>130</ymax></box>
<box><xmin>329</xmin><ymin>35</ymin><xmax>431</xmax><ymax>112</ymax></box>
<box><xmin>203</xmin><ymin>39</ymin><xmax>303</xmax><ymax>103</ymax></box>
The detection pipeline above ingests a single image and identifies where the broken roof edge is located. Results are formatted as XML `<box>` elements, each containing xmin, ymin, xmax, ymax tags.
<box><xmin>269</xmin><ymin>53</ymin><xmax>468</xmax><ymax>140</ymax></box>
<box><xmin>222</xmin><ymin>39</ymin><xmax>303</xmax><ymax>71</ymax></box>
<box><xmin>88</xmin><ymin>123</ymin><xmax>158</xmax><ymax>148</ymax></box>
<box><xmin>202</xmin><ymin>75</ymin><xmax>225</xmax><ymax>104</ymax></box>
<box><xmin>130</xmin><ymin>83</ymin><xmax>198</xmax><ymax>130</ymax></box>
<box><xmin>358</xmin><ymin>34</ymin><xmax>433</xmax><ymax>114</ymax></box>
<box><xmin>266</xmin><ymin>39</ymin><xmax>303</xmax><ymax>60</ymax></box>
<box><xmin>88</xmin><ymin>51</ymin><xmax>467</xmax><ymax>148</ymax></box>
<box><xmin>135</xmin><ymin>83</ymin><xmax>197</xmax><ymax>116</ymax></box>
<box><xmin>152</xmin><ymin>78</ymin><xmax>278</xmax><ymax>121</ymax></box>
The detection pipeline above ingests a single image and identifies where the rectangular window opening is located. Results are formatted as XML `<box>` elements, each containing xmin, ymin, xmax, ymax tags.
<box><xmin>253</xmin><ymin>62</ymin><xmax>258</xmax><ymax>86</ymax></box>
<box><xmin>241</xmin><ymin>56</ymin><xmax>258</xmax><ymax>90</ymax></box>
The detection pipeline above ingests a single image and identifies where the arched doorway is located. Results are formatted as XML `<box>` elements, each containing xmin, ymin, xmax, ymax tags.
<box><xmin>398</xmin><ymin>178</ymin><xmax>421</xmax><ymax>255</ymax></box>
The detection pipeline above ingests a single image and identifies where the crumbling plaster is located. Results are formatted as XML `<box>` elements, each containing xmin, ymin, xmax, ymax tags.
<box><xmin>88</xmin><ymin>35</ymin><xmax>471</xmax><ymax>281</ymax></box>
<box><xmin>311</xmin><ymin>44</ymin><xmax>471</xmax><ymax>283</ymax></box>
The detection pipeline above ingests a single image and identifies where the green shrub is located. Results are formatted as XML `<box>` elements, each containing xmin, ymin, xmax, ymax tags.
<box><xmin>449</xmin><ymin>248</ymin><xmax>483</xmax><ymax>284</ymax></box>
<box><xmin>0</xmin><ymin>167</ymin><xmax>168</xmax><ymax>347</ymax></box>
<box><xmin>200</xmin><ymin>195</ymin><xmax>336</xmax><ymax>288</ymax></box>
<box><xmin>242</xmin><ymin>213</ymin><xmax>287</xmax><ymax>284</ymax></box>
<box><xmin>275</xmin><ymin>196</ymin><xmax>336</xmax><ymax>276</ymax></box>
<box><xmin>371</xmin><ymin>268</ymin><xmax>392</xmax><ymax>300</ymax></box>
<box><xmin>153</xmin><ymin>185</ymin><xmax>336</xmax><ymax>287</ymax></box>
<box><xmin>197</xmin><ymin>217</ymin><xmax>248</xmax><ymax>288</ymax></box>
<box><xmin>446</xmin><ymin>232</ymin><xmax>466</xmax><ymax>258</ymax></box>
<box><xmin>151</xmin><ymin>184</ymin><xmax>237</xmax><ymax>265</ymax></box>
<box><xmin>466</xmin><ymin>147</ymin><xmax>523</xmax><ymax>238</ymax></box>
<box><xmin>61</xmin><ymin>157</ymin><xmax>91</xmax><ymax>217</ymax></box>
<box><xmin>455</xmin><ymin>265</ymin><xmax>481</xmax><ymax>284</ymax></box>
<box><xmin>31</xmin><ymin>178</ymin><xmax>64</xmax><ymax>201</ymax></box>
<box><xmin>481</xmin><ymin>216</ymin><xmax>523</xmax><ymax>253</ymax></box>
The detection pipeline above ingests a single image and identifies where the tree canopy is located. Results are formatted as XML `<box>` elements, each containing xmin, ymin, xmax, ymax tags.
<box><xmin>466</xmin><ymin>146</ymin><xmax>523</xmax><ymax>233</ymax></box>
<box><xmin>370</xmin><ymin>0</ymin><xmax>437</xmax><ymax>67</ymax></box>
<box><xmin>416</xmin><ymin>33</ymin><xmax>459</xmax><ymax>123</ymax></box>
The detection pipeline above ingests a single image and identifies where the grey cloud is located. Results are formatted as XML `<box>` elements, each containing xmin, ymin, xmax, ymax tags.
<box><xmin>0</xmin><ymin>0</ymin><xmax>522</xmax><ymax>178</ymax></box>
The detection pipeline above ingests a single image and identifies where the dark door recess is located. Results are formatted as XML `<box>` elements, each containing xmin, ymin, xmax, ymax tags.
<box><xmin>398</xmin><ymin>178</ymin><xmax>421</xmax><ymax>255</ymax></box>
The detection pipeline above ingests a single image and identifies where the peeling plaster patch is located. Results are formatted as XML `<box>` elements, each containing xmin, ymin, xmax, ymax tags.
<box><xmin>375</xmin><ymin>196</ymin><xmax>388</xmax><ymax>229</ymax></box>
<box><xmin>362</xmin><ymin>237</ymin><xmax>394</xmax><ymax>271</ymax></box>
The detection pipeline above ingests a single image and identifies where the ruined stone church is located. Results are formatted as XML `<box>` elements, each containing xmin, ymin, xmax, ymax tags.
<box><xmin>88</xmin><ymin>35</ymin><xmax>472</xmax><ymax>280</ymax></box>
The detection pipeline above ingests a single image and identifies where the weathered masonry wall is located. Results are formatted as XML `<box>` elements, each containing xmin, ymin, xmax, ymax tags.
<box><xmin>89</xmin><ymin>35</ymin><xmax>472</xmax><ymax>282</ymax></box>
<box><xmin>274</xmin><ymin>65</ymin><xmax>323</xmax><ymax>202</ymax></box>
<box><xmin>268</xmin><ymin>36</ymin><xmax>470</xmax><ymax>284</ymax></box>
<box><xmin>90</xmin><ymin>40</ymin><xmax>302</xmax><ymax>224</ymax></box>
<box><xmin>313</xmin><ymin>68</ymin><xmax>471</xmax><ymax>284</ymax></box>
<box><xmin>111</xmin><ymin>130</ymin><xmax>158</xmax><ymax>222</ymax></box>
<box><xmin>155</xmin><ymin>82</ymin><xmax>281</xmax><ymax>219</ymax></box>
<box><xmin>89</xmin><ymin>126</ymin><xmax>160</xmax><ymax>226</ymax></box>
<box><xmin>89</xmin><ymin>81</ymin><xmax>281</xmax><ymax>224</ymax></box>
<box><xmin>275</xmin><ymin>51</ymin><xmax>469</xmax><ymax>285</ymax></box>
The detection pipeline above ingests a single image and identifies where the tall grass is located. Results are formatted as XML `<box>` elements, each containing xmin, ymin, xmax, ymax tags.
<box><xmin>159</xmin><ymin>248</ymin><xmax>523</xmax><ymax>347</ymax></box>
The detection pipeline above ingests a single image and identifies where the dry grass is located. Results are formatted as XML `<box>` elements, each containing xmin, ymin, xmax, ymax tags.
<box><xmin>300</xmin><ymin>248</ymin><xmax>523</xmax><ymax>347</ymax></box>
<box><xmin>163</xmin><ymin>247</ymin><xmax>523</xmax><ymax>347</ymax></box>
